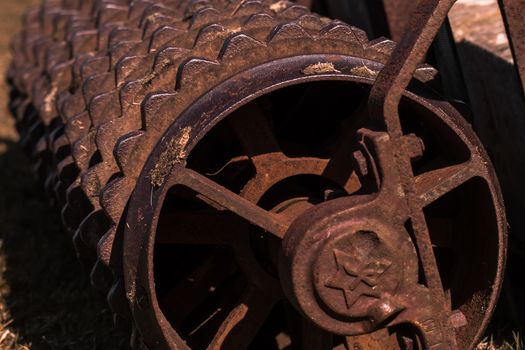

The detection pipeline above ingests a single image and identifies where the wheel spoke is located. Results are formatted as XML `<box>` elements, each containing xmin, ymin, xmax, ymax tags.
<box><xmin>414</xmin><ymin>160</ymin><xmax>478</xmax><ymax>207</ymax></box>
<box><xmin>230</xmin><ymin>98</ymin><xmax>363</xmax><ymax>195</ymax></box>
<box><xmin>174</xmin><ymin>167</ymin><xmax>289</xmax><ymax>238</ymax></box>
<box><xmin>207</xmin><ymin>286</ymin><xmax>276</xmax><ymax>350</ymax></box>
<box><xmin>240</xmin><ymin>153</ymin><xmax>361</xmax><ymax>204</ymax></box>
<box><xmin>156</xmin><ymin>210</ymin><xmax>248</xmax><ymax>245</ymax></box>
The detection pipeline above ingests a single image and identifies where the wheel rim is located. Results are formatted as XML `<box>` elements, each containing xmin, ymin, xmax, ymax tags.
<box><xmin>122</xmin><ymin>55</ymin><xmax>506</xmax><ymax>350</ymax></box>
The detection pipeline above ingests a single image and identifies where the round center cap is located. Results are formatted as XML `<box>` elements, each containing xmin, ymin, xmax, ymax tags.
<box><xmin>279</xmin><ymin>200</ymin><xmax>419</xmax><ymax>335</ymax></box>
<box><xmin>314</xmin><ymin>229</ymin><xmax>403</xmax><ymax>319</ymax></box>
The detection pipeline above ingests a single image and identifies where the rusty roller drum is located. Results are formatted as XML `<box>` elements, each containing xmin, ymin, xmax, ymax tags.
<box><xmin>7</xmin><ymin>0</ymin><xmax>235</xmax><ymax>327</ymax></box>
<box><xmin>6</xmin><ymin>0</ymin><xmax>506</xmax><ymax>349</ymax></box>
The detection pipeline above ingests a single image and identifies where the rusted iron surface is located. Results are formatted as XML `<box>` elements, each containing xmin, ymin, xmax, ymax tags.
<box><xmin>363</xmin><ymin>0</ymin><xmax>459</xmax><ymax>346</ymax></box>
<box><xmin>123</xmin><ymin>53</ymin><xmax>505</xmax><ymax>349</ymax></box>
<box><xmin>6</xmin><ymin>0</ymin><xmax>507</xmax><ymax>349</ymax></box>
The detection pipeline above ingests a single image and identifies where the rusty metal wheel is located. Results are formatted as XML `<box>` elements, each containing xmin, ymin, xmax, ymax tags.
<box><xmin>6</xmin><ymin>0</ymin><xmax>507</xmax><ymax>348</ymax></box>
<box><xmin>122</xmin><ymin>54</ymin><xmax>505</xmax><ymax>349</ymax></box>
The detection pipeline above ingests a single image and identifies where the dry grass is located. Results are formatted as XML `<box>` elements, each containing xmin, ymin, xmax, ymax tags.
<box><xmin>477</xmin><ymin>333</ymin><xmax>523</xmax><ymax>350</ymax></box>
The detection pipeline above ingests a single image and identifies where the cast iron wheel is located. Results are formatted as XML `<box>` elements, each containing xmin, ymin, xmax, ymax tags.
<box><xmin>122</xmin><ymin>55</ymin><xmax>505</xmax><ymax>350</ymax></box>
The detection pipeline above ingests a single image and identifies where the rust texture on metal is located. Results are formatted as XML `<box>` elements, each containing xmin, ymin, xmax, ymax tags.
<box><xmin>5</xmin><ymin>0</ymin><xmax>508</xmax><ymax>349</ymax></box>
<box><xmin>123</xmin><ymin>53</ymin><xmax>505</xmax><ymax>349</ymax></box>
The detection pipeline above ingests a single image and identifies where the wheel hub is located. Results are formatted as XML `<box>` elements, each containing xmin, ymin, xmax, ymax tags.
<box><xmin>278</xmin><ymin>127</ymin><xmax>457</xmax><ymax>346</ymax></box>
<box><xmin>121</xmin><ymin>59</ymin><xmax>506</xmax><ymax>350</ymax></box>
<box><xmin>315</xmin><ymin>228</ymin><xmax>402</xmax><ymax>316</ymax></box>
<box><xmin>278</xmin><ymin>153</ymin><xmax>422</xmax><ymax>336</ymax></box>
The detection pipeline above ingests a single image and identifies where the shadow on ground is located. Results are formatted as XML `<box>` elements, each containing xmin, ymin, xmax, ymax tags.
<box><xmin>0</xmin><ymin>136</ymin><xmax>130</xmax><ymax>349</ymax></box>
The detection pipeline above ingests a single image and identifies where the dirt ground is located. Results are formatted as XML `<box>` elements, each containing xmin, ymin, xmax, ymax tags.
<box><xmin>0</xmin><ymin>0</ymin><xmax>520</xmax><ymax>349</ymax></box>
